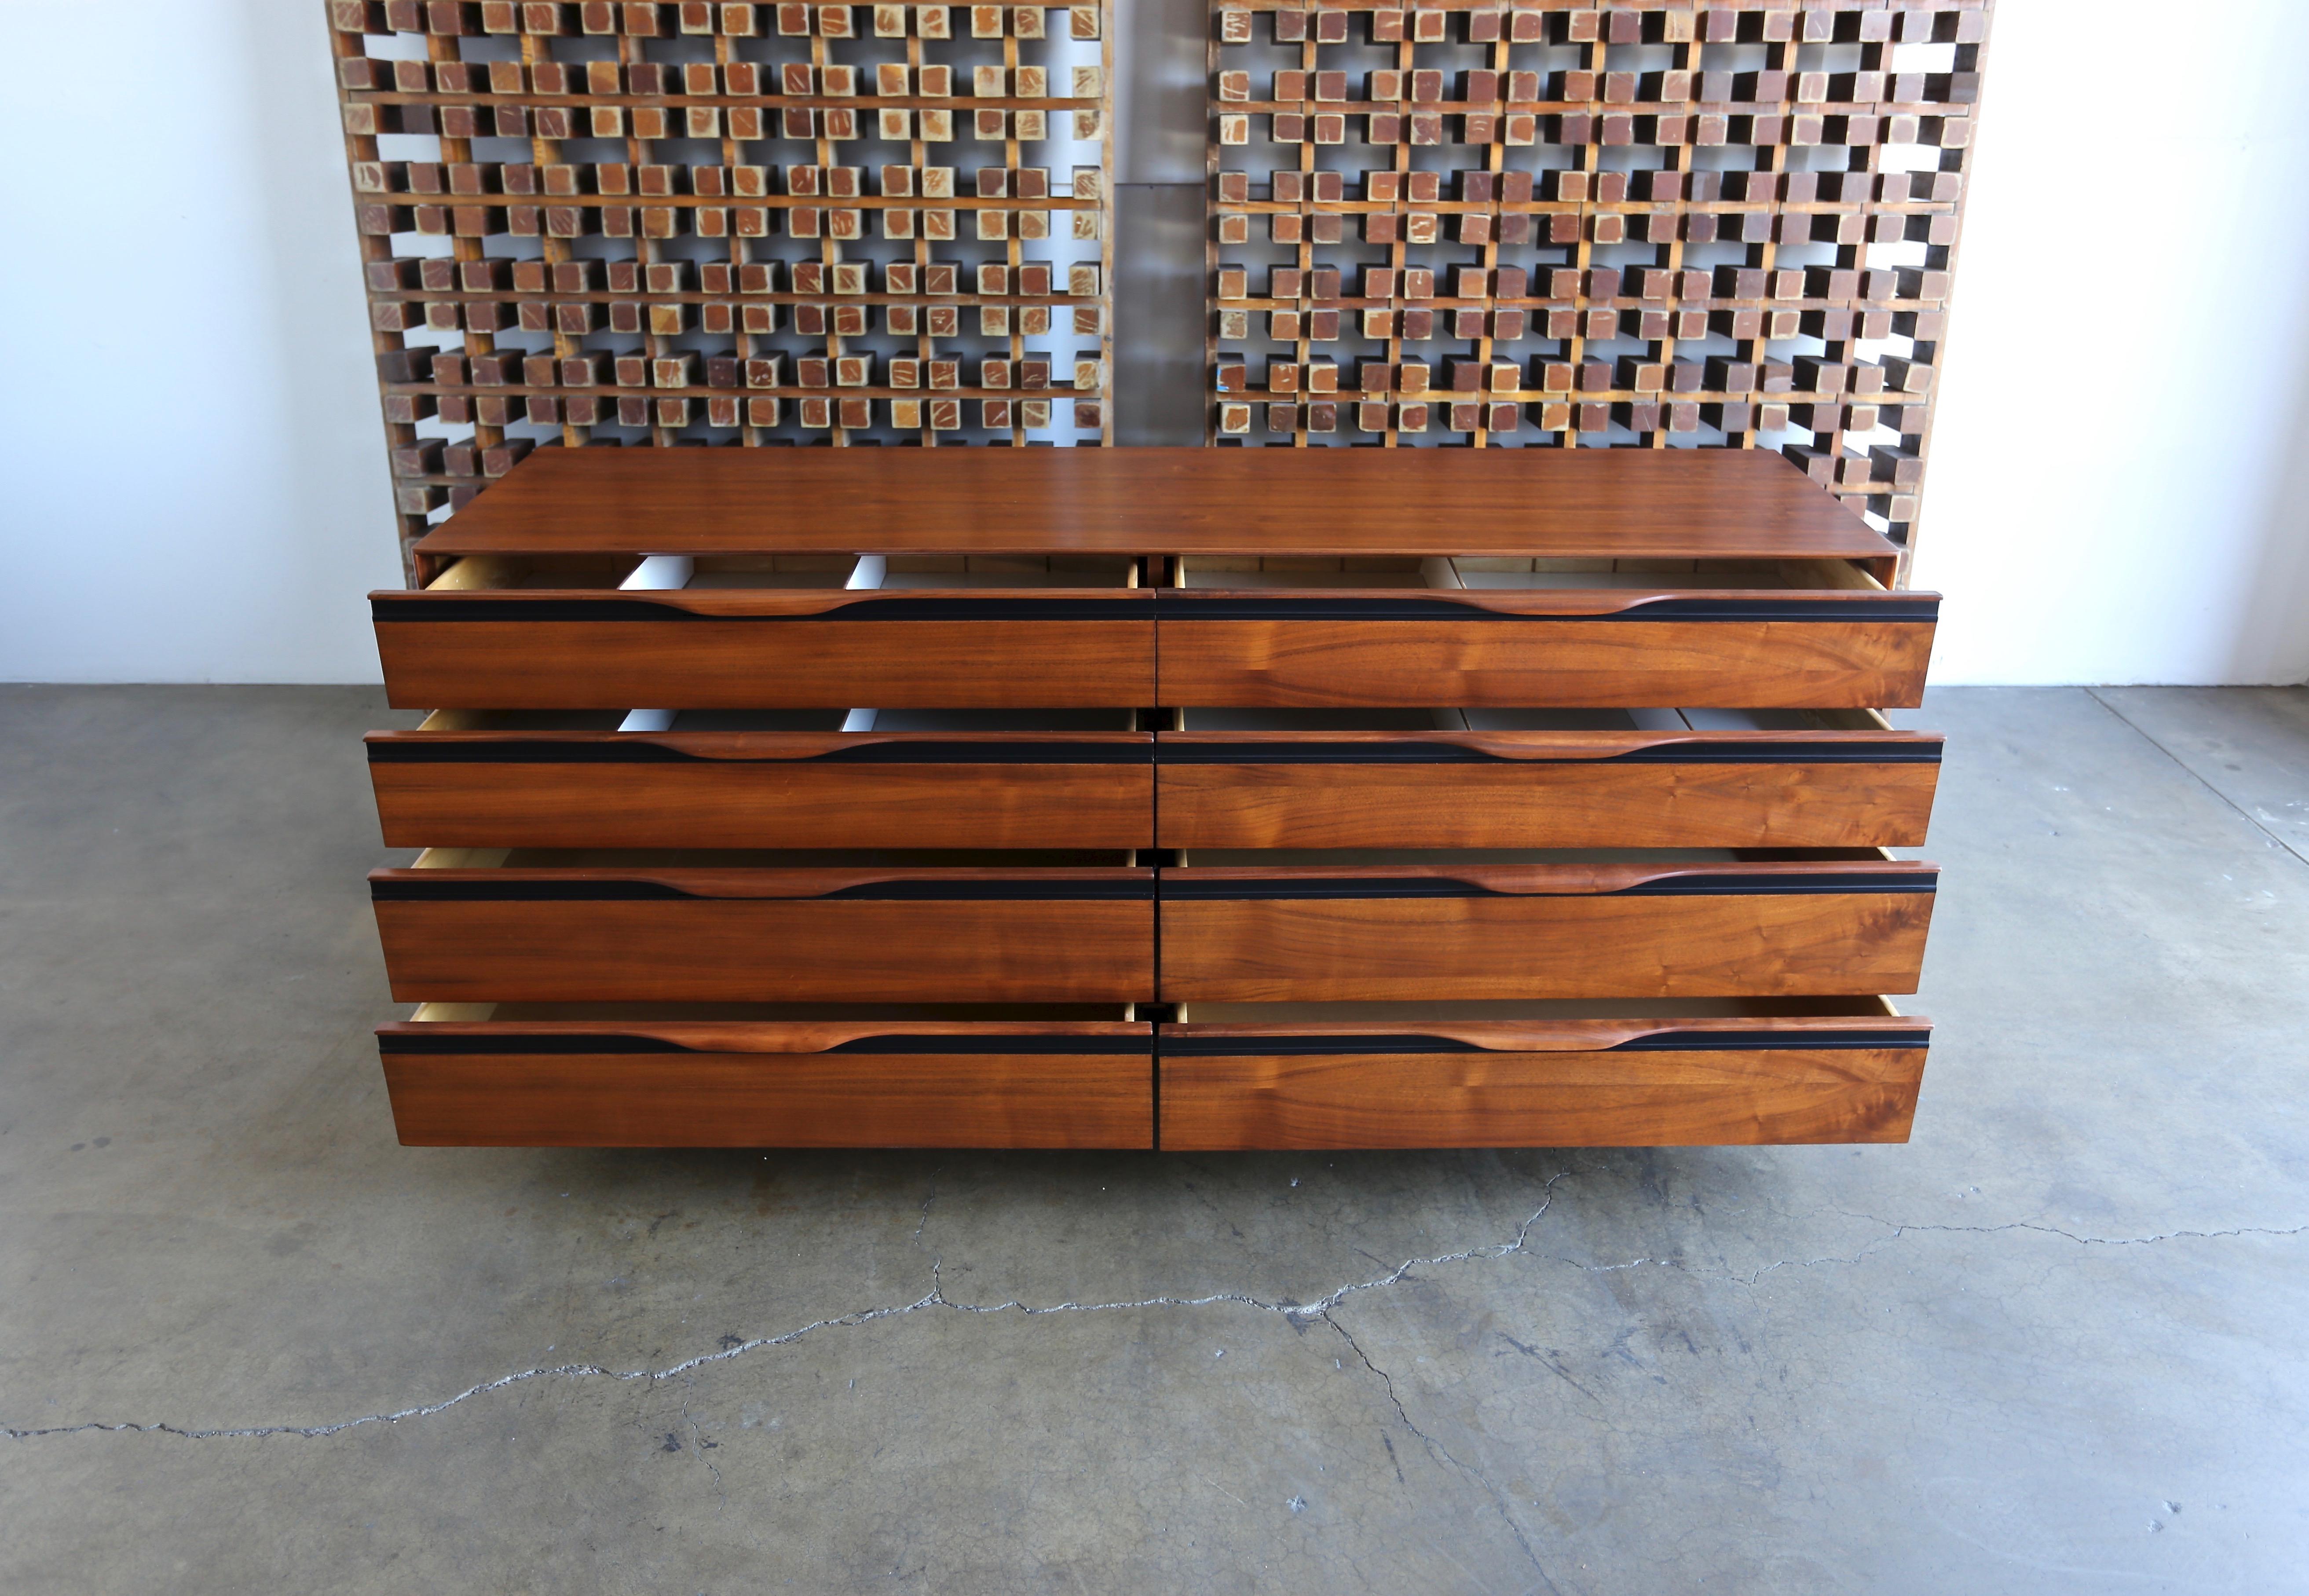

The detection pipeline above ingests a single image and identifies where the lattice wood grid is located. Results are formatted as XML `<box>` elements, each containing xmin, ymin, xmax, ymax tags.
<box><xmin>1205</xmin><ymin>0</ymin><xmax>1988</xmax><ymax>558</ymax></box>
<box><xmin>328</xmin><ymin>0</ymin><xmax>1114</xmax><ymax>573</ymax></box>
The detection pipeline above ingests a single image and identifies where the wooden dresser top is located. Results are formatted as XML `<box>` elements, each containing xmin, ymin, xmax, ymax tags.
<box><xmin>414</xmin><ymin>445</ymin><xmax>1897</xmax><ymax>563</ymax></box>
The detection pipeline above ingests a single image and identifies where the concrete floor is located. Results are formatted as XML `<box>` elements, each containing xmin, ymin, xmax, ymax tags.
<box><xmin>2</xmin><ymin>684</ymin><xmax>2305</xmax><ymax>1593</ymax></box>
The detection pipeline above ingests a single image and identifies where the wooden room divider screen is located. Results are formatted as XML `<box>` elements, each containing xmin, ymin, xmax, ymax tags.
<box><xmin>326</xmin><ymin>0</ymin><xmax>1116</xmax><ymax>577</ymax></box>
<box><xmin>1204</xmin><ymin>0</ymin><xmax>1988</xmax><ymax>571</ymax></box>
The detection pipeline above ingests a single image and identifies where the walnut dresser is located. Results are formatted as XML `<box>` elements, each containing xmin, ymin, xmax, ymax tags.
<box><xmin>366</xmin><ymin>446</ymin><xmax>1940</xmax><ymax>1150</ymax></box>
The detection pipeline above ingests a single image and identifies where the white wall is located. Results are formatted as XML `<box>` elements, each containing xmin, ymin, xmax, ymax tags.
<box><xmin>2</xmin><ymin>0</ymin><xmax>2304</xmax><ymax>684</ymax></box>
<box><xmin>0</xmin><ymin>0</ymin><xmax>402</xmax><ymax>683</ymax></box>
<box><xmin>1911</xmin><ymin>0</ymin><xmax>2309</xmax><ymax>685</ymax></box>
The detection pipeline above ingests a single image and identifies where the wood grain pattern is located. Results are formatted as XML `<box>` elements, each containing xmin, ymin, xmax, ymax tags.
<box><xmin>368</xmin><ymin>731</ymin><xmax>1155</xmax><ymax>849</ymax></box>
<box><xmin>1159</xmin><ymin>1046</ymin><xmax>1925</xmax><ymax>1149</ymax></box>
<box><xmin>373</xmin><ymin>595</ymin><xmax>1156</xmax><ymax>708</ymax></box>
<box><xmin>410</xmin><ymin>446</ymin><xmax>1897</xmax><ymax>562</ymax></box>
<box><xmin>372</xmin><ymin>868</ymin><xmax>1155</xmax><ymax>1002</ymax></box>
<box><xmin>1156</xmin><ymin>614</ymin><xmax>1934</xmax><ymax>709</ymax></box>
<box><xmin>379</xmin><ymin>1021</ymin><xmax>1153</xmax><ymax>1148</ymax></box>
<box><xmin>1158</xmin><ymin>864</ymin><xmax>1936</xmax><ymax>1002</ymax></box>
<box><xmin>1156</xmin><ymin>732</ymin><xmax>1941</xmax><ymax>849</ymax></box>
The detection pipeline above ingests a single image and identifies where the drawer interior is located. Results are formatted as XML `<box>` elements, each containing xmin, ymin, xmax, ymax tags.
<box><xmin>877</xmin><ymin>556</ymin><xmax>1140</xmax><ymax>590</ymax></box>
<box><xmin>413</xmin><ymin>708</ymin><xmax>638</xmax><ymax>732</ymax></box>
<box><xmin>1177</xmin><ymin>706</ymin><xmax>1464</xmax><ymax>730</ymax></box>
<box><xmin>434</xmin><ymin>553</ymin><xmax>1880</xmax><ymax>596</ymax></box>
<box><xmin>405</xmin><ymin>846</ymin><xmax>1142</xmax><ymax>870</ymax></box>
<box><xmin>424</xmin><ymin>552</ymin><xmax>1139</xmax><ymax>593</ymax></box>
<box><xmin>1167</xmin><ymin>846</ymin><xmax>1894</xmax><ymax>868</ymax></box>
<box><xmin>1173</xmin><ymin>555</ymin><xmax>1885</xmax><ymax>593</ymax></box>
<box><xmin>418</xmin><ymin>706</ymin><xmax>1896</xmax><ymax>735</ymax></box>
<box><xmin>409</xmin><ymin>1001</ymin><xmax>1142</xmax><ymax>1022</ymax></box>
<box><xmin>415</xmin><ymin>708</ymin><xmax>1142</xmax><ymax>732</ymax></box>
<box><xmin>401</xmin><ymin>844</ymin><xmax>1896</xmax><ymax>870</ymax></box>
<box><xmin>421</xmin><ymin>553</ymin><xmax>643</xmax><ymax>590</ymax></box>
<box><xmin>1176</xmin><ymin>556</ymin><xmax>1455</xmax><ymax>590</ymax></box>
<box><xmin>410</xmin><ymin>996</ymin><xmax>1899</xmax><ymax>1028</ymax></box>
<box><xmin>1174</xmin><ymin>706</ymin><xmax>1897</xmax><ymax>732</ymax></box>
<box><xmin>420</xmin><ymin>699</ymin><xmax>1153</xmax><ymax>742</ymax></box>
<box><xmin>678</xmin><ymin>707</ymin><xmax>1143</xmax><ymax>732</ymax></box>
<box><xmin>1170</xmin><ymin>996</ymin><xmax>1906</xmax><ymax>1024</ymax></box>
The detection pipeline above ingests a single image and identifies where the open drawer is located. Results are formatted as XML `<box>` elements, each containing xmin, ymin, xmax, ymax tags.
<box><xmin>1157</xmin><ymin>853</ymin><xmax>1935</xmax><ymax>1002</ymax></box>
<box><xmin>368</xmin><ymin>709</ymin><xmax>1155</xmax><ymax>850</ymax></box>
<box><xmin>370</xmin><ymin>852</ymin><xmax>1156</xmax><ymax>1003</ymax></box>
<box><xmin>379</xmin><ymin>1008</ymin><xmax>1154</xmax><ymax>1148</ymax></box>
<box><xmin>1156</xmin><ymin>556</ymin><xmax>1936</xmax><ymax>709</ymax></box>
<box><xmin>372</xmin><ymin>553</ymin><xmax>1156</xmax><ymax>710</ymax></box>
<box><xmin>1158</xmin><ymin>997</ymin><xmax>1928</xmax><ymax>1149</ymax></box>
<box><xmin>1158</xmin><ymin>706</ymin><xmax>1941</xmax><ymax>850</ymax></box>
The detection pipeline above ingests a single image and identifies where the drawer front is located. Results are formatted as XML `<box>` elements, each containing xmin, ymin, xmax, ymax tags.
<box><xmin>1159</xmin><ymin>864</ymin><xmax>1935</xmax><ymax>1002</ymax></box>
<box><xmin>1156</xmin><ymin>732</ymin><xmax>1941</xmax><ymax>849</ymax></box>
<box><xmin>379</xmin><ymin>1022</ymin><xmax>1154</xmax><ymax>1148</ymax></box>
<box><xmin>371</xmin><ymin>869</ymin><xmax>1155</xmax><ymax>1003</ymax></box>
<box><xmin>369</xmin><ymin>732</ymin><xmax>1155</xmax><ymax>850</ymax></box>
<box><xmin>1158</xmin><ymin>1019</ymin><xmax>1928</xmax><ymax>1149</ymax></box>
<box><xmin>1157</xmin><ymin>592</ymin><xmax>1936</xmax><ymax>708</ymax></box>
<box><xmin>373</xmin><ymin>591</ymin><xmax>1156</xmax><ymax>709</ymax></box>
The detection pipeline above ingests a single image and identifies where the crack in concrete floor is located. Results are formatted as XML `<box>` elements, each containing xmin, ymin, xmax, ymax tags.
<box><xmin>7</xmin><ymin>1172</ymin><xmax>2300</xmax><ymax>1448</ymax></box>
<box><xmin>1554</xmin><ymin>1216</ymin><xmax>2309</xmax><ymax>1289</ymax></box>
<box><xmin>1324</xmin><ymin>1310</ymin><xmax>1561</xmax><ymax>1593</ymax></box>
<box><xmin>0</xmin><ymin>1175</ymin><xmax>1567</xmax><ymax>1444</ymax></box>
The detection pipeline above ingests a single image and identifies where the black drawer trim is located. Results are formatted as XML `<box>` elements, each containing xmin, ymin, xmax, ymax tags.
<box><xmin>379</xmin><ymin>1031</ymin><xmax>1154</xmax><ymax>1056</ymax></box>
<box><xmin>372</xmin><ymin>877</ymin><xmax>1158</xmax><ymax>904</ymax></box>
<box><xmin>1157</xmin><ymin>1029</ymin><xmax>1928</xmax><ymax>1058</ymax></box>
<box><xmin>1156</xmin><ymin>594</ymin><xmax>1939</xmax><ymax>623</ymax></box>
<box><xmin>1152</xmin><ymin>739</ymin><xmax>1942</xmax><ymax>766</ymax></box>
<box><xmin>1157</xmin><ymin>871</ymin><xmax>1936</xmax><ymax>901</ymax></box>
<box><xmin>370</xmin><ymin>739</ymin><xmax>1154</xmax><ymax>765</ymax></box>
<box><xmin>374</xmin><ymin>595</ymin><xmax>1156</xmax><ymax>624</ymax></box>
<box><xmin>824</xmin><ymin>1034</ymin><xmax>1152</xmax><ymax>1055</ymax></box>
